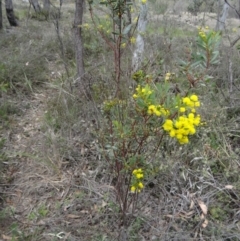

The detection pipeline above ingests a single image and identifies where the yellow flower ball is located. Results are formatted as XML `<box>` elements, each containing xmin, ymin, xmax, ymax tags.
<box><xmin>163</xmin><ymin>119</ymin><xmax>173</xmax><ymax>131</ymax></box>
<box><xmin>121</xmin><ymin>43</ymin><xmax>126</xmax><ymax>48</ymax></box>
<box><xmin>190</xmin><ymin>95</ymin><xmax>198</xmax><ymax>102</ymax></box>
<box><xmin>130</xmin><ymin>37</ymin><xmax>136</xmax><ymax>44</ymax></box>
<box><xmin>131</xmin><ymin>186</ymin><xmax>136</xmax><ymax>192</ymax></box>
<box><xmin>180</xmin><ymin>107</ymin><xmax>186</xmax><ymax>113</ymax></box>
<box><xmin>136</xmin><ymin>173</ymin><xmax>143</xmax><ymax>179</ymax></box>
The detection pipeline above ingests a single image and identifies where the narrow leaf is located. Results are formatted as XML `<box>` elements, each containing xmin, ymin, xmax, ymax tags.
<box><xmin>123</xmin><ymin>24</ymin><xmax>132</xmax><ymax>35</ymax></box>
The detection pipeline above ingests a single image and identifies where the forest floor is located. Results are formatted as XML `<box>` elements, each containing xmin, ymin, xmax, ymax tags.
<box><xmin>1</xmin><ymin>2</ymin><xmax>240</xmax><ymax>241</ymax></box>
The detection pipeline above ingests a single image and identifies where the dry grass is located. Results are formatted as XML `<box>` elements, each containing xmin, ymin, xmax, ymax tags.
<box><xmin>1</xmin><ymin>1</ymin><xmax>240</xmax><ymax>241</ymax></box>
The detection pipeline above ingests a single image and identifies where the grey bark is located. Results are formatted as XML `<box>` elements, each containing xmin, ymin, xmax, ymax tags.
<box><xmin>0</xmin><ymin>0</ymin><xmax>2</xmax><ymax>29</ymax></box>
<box><xmin>5</xmin><ymin>0</ymin><xmax>18</xmax><ymax>26</ymax></box>
<box><xmin>74</xmin><ymin>0</ymin><xmax>85</xmax><ymax>86</ymax></box>
<box><xmin>30</xmin><ymin>0</ymin><xmax>41</xmax><ymax>13</ymax></box>
<box><xmin>43</xmin><ymin>0</ymin><xmax>50</xmax><ymax>12</ymax></box>
<box><xmin>43</xmin><ymin>0</ymin><xmax>50</xmax><ymax>18</ymax></box>
<box><xmin>216</xmin><ymin>0</ymin><xmax>229</xmax><ymax>31</ymax></box>
<box><xmin>132</xmin><ymin>1</ymin><xmax>148</xmax><ymax>72</ymax></box>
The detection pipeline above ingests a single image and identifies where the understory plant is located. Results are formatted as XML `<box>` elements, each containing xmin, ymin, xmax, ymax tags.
<box><xmin>89</xmin><ymin>0</ymin><xmax>221</xmax><ymax>231</ymax></box>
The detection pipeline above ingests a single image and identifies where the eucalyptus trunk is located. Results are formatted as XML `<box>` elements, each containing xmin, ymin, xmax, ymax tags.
<box><xmin>74</xmin><ymin>0</ymin><xmax>85</xmax><ymax>87</ymax></box>
<box><xmin>5</xmin><ymin>0</ymin><xmax>18</xmax><ymax>26</ymax></box>
<box><xmin>43</xmin><ymin>0</ymin><xmax>50</xmax><ymax>17</ymax></box>
<box><xmin>216</xmin><ymin>0</ymin><xmax>229</xmax><ymax>31</ymax></box>
<box><xmin>132</xmin><ymin>1</ymin><xmax>148</xmax><ymax>72</ymax></box>
<box><xmin>30</xmin><ymin>0</ymin><xmax>41</xmax><ymax>13</ymax></box>
<box><xmin>0</xmin><ymin>0</ymin><xmax>2</xmax><ymax>29</ymax></box>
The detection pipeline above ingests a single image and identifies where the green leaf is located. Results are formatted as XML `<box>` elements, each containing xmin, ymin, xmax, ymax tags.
<box><xmin>112</xmin><ymin>31</ymin><xmax>119</xmax><ymax>35</ymax></box>
<box><xmin>210</xmin><ymin>51</ymin><xmax>220</xmax><ymax>65</ymax></box>
<box><xmin>122</xmin><ymin>24</ymin><xmax>132</xmax><ymax>35</ymax></box>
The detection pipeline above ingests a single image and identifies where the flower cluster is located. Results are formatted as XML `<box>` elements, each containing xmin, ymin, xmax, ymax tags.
<box><xmin>198</xmin><ymin>26</ymin><xmax>208</xmax><ymax>40</ymax></box>
<box><xmin>133</xmin><ymin>82</ymin><xmax>202</xmax><ymax>144</ymax></box>
<box><xmin>121</xmin><ymin>43</ymin><xmax>126</xmax><ymax>48</ymax></box>
<box><xmin>130</xmin><ymin>37</ymin><xmax>136</xmax><ymax>44</ymax></box>
<box><xmin>165</xmin><ymin>72</ymin><xmax>174</xmax><ymax>81</ymax></box>
<box><xmin>133</xmin><ymin>85</ymin><xmax>169</xmax><ymax>117</ymax></box>
<box><xmin>82</xmin><ymin>23</ymin><xmax>90</xmax><ymax>30</ymax></box>
<box><xmin>198</xmin><ymin>26</ymin><xmax>218</xmax><ymax>44</ymax></box>
<box><xmin>133</xmin><ymin>84</ymin><xmax>152</xmax><ymax>100</ymax></box>
<box><xmin>182</xmin><ymin>94</ymin><xmax>200</xmax><ymax>111</ymax></box>
<box><xmin>97</xmin><ymin>16</ymin><xmax>112</xmax><ymax>34</ymax></box>
<box><xmin>103</xmin><ymin>99</ymin><xmax>126</xmax><ymax>113</ymax></box>
<box><xmin>163</xmin><ymin>95</ymin><xmax>201</xmax><ymax>144</ymax></box>
<box><xmin>131</xmin><ymin>169</ymin><xmax>144</xmax><ymax>193</ymax></box>
<box><xmin>148</xmin><ymin>105</ymin><xmax>169</xmax><ymax>117</ymax></box>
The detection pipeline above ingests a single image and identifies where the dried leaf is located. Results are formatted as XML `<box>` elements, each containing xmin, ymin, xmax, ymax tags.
<box><xmin>80</xmin><ymin>210</ymin><xmax>89</xmax><ymax>214</ymax></box>
<box><xmin>67</xmin><ymin>214</ymin><xmax>80</xmax><ymax>219</ymax></box>
<box><xmin>180</xmin><ymin>211</ymin><xmax>194</xmax><ymax>218</ymax></box>
<box><xmin>93</xmin><ymin>204</ymin><xmax>98</xmax><ymax>211</ymax></box>
<box><xmin>185</xmin><ymin>210</ymin><xmax>195</xmax><ymax>217</ymax></box>
<box><xmin>225</xmin><ymin>185</ymin><xmax>234</xmax><ymax>189</ymax></box>
<box><xmin>189</xmin><ymin>200</ymin><xmax>195</xmax><ymax>209</ymax></box>
<box><xmin>101</xmin><ymin>200</ymin><xmax>107</xmax><ymax>208</ymax></box>
<box><xmin>2</xmin><ymin>234</ymin><xmax>12</xmax><ymax>240</ymax></box>
<box><xmin>202</xmin><ymin>218</ymin><xmax>208</xmax><ymax>228</ymax></box>
<box><xmin>198</xmin><ymin>199</ymin><xmax>208</xmax><ymax>215</ymax></box>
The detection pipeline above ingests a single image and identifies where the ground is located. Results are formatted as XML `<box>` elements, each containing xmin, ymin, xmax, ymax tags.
<box><xmin>1</xmin><ymin>1</ymin><xmax>240</xmax><ymax>241</ymax></box>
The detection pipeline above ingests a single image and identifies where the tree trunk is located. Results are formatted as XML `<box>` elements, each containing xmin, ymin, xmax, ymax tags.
<box><xmin>30</xmin><ymin>0</ymin><xmax>41</xmax><ymax>13</ymax></box>
<box><xmin>132</xmin><ymin>0</ymin><xmax>148</xmax><ymax>72</ymax></box>
<box><xmin>43</xmin><ymin>0</ymin><xmax>50</xmax><ymax>18</ymax></box>
<box><xmin>0</xmin><ymin>0</ymin><xmax>3</xmax><ymax>29</ymax></box>
<box><xmin>216</xmin><ymin>0</ymin><xmax>229</xmax><ymax>31</ymax></box>
<box><xmin>43</xmin><ymin>0</ymin><xmax>50</xmax><ymax>10</ymax></box>
<box><xmin>5</xmin><ymin>0</ymin><xmax>18</xmax><ymax>27</ymax></box>
<box><xmin>74</xmin><ymin>0</ymin><xmax>85</xmax><ymax>86</ymax></box>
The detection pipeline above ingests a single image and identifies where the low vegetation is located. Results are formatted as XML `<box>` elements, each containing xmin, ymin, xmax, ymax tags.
<box><xmin>0</xmin><ymin>0</ymin><xmax>240</xmax><ymax>240</ymax></box>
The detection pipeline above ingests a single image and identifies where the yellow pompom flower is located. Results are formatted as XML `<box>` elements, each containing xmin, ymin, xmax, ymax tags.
<box><xmin>165</xmin><ymin>72</ymin><xmax>171</xmax><ymax>81</ymax></box>
<box><xmin>170</xmin><ymin>130</ymin><xmax>176</xmax><ymax>137</ymax></box>
<box><xmin>130</xmin><ymin>37</ymin><xmax>136</xmax><ymax>44</ymax></box>
<box><xmin>138</xmin><ymin>182</ymin><xmax>144</xmax><ymax>189</ymax></box>
<box><xmin>131</xmin><ymin>168</ymin><xmax>144</xmax><ymax>193</ymax></box>
<box><xmin>190</xmin><ymin>94</ymin><xmax>198</xmax><ymax>102</ymax></box>
<box><xmin>183</xmin><ymin>97</ymin><xmax>191</xmax><ymax>105</ymax></box>
<box><xmin>121</xmin><ymin>43</ymin><xmax>126</xmax><ymax>48</ymax></box>
<box><xmin>136</xmin><ymin>173</ymin><xmax>143</xmax><ymax>179</ymax></box>
<box><xmin>180</xmin><ymin>107</ymin><xmax>186</xmax><ymax>113</ymax></box>
<box><xmin>163</xmin><ymin>119</ymin><xmax>173</xmax><ymax>131</ymax></box>
<box><xmin>194</xmin><ymin>101</ymin><xmax>200</xmax><ymax>107</ymax></box>
<box><xmin>131</xmin><ymin>186</ymin><xmax>136</xmax><ymax>192</ymax></box>
<box><xmin>148</xmin><ymin>105</ymin><xmax>156</xmax><ymax>115</ymax></box>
